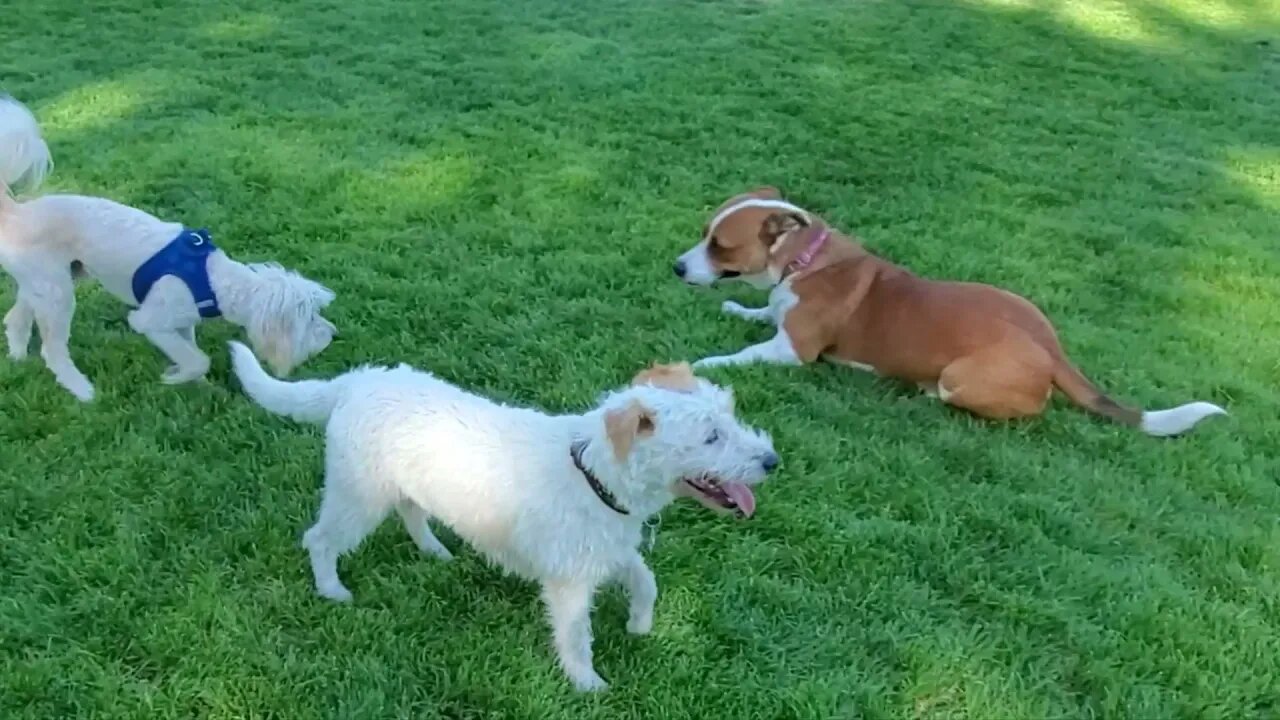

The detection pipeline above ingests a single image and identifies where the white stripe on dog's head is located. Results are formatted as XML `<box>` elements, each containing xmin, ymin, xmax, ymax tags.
<box><xmin>705</xmin><ymin>198</ymin><xmax>810</xmax><ymax>241</ymax></box>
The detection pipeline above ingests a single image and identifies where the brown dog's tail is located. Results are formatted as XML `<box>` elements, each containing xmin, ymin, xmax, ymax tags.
<box><xmin>1052</xmin><ymin>359</ymin><xmax>1226</xmax><ymax>437</ymax></box>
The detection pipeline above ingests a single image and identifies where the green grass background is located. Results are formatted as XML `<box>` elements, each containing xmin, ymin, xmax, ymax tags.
<box><xmin>2</xmin><ymin>0</ymin><xmax>1279</xmax><ymax>717</ymax></box>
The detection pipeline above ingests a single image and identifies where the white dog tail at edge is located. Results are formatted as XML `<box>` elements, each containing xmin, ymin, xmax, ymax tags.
<box><xmin>0</xmin><ymin>95</ymin><xmax>52</xmax><ymax>204</ymax></box>
<box><xmin>229</xmin><ymin>341</ymin><xmax>340</xmax><ymax>424</ymax></box>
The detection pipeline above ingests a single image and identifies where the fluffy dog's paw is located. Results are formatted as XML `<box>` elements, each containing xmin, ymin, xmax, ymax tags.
<box><xmin>66</xmin><ymin>378</ymin><xmax>95</xmax><ymax>402</ymax></box>
<box><xmin>721</xmin><ymin>300</ymin><xmax>747</xmax><ymax>315</ymax></box>
<box><xmin>7</xmin><ymin>347</ymin><xmax>27</xmax><ymax>361</ymax></box>
<box><xmin>626</xmin><ymin>613</ymin><xmax>653</xmax><ymax>635</ymax></box>
<box><xmin>161</xmin><ymin>364</ymin><xmax>207</xmax><ymax>385</ymax></box>
<box><xmin>570</xmin><ymin>670</ymin><xmax>609</xmax><ymax>692</ymax></box>
<box><xmin>424</xmin><ymin>544</ymin><xmax>454</xmax><ymax>562</ymax></box>
<box><xmin>317</xmin><ymin>584</ymin><xmax>354</xmax><ymax>603</ymax></box>
<box><xmin>692</xmin><ymin>356</ymin><xmax>726</xmax><ymax>370</ymax></box>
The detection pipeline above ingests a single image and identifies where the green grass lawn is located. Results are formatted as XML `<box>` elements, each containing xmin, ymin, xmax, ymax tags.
<box><xmin>3</xmin><ymin>0</ymin><xmax>1279</xmax><ymax>717</ymax></box>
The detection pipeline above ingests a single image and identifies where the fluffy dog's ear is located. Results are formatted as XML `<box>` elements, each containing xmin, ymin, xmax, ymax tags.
<box><xmin>632</xmin><ymin>362</ymin><xmax>698</xmax><ymax>393</ymax></box>
<box><xmin>759</xmin><ymin>211</ymin><xmax>810</xmax><ymax>250</ymax></box>
<box><xmin>311</xmin><ymin>282</ymin><xmax>336</xmax><ymax>308</ymax></box>
<box><xmin>605</xmin><ymin>401</ymin><xmax>655</xmax><ymax>460</ymax></box>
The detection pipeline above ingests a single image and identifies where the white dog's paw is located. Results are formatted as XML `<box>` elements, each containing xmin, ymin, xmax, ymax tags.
<box><xmin>66</xmin><ymin>378</ymin><xmax>95</xmax><ymax>402</ymax></box>
<box><xmin>7</xmin><ymin>347</ymin><xmax>26</xmax><ymax>361</ymax></box>
<box><xmin>161</xmin><ymin>364</ymin><xmax>206</xmax><ymax>385</ymax></box>
<box><xmin>423</xmin><ymin>544</ymin><xmax>454</xmax><ymax>562</ymax></box>
<box><xmin>721</xmin><ymin>300</ymin><xmax>748</xmax><ymax>316</ymax></box>
<box><xmin>626</xmin><ymin>613</ymin><xmax>653</xmax><ymax>635</ymax></box>
<box><xmin>692</xmin><ymin>356</ymin><xmax>727</xmax><ymax>370</ymax></box>
<box><xmin>317</xmin><ymin>584</ymin><xmax>354</xmax><ymax>603</ymax></box>
<box><xmin>570</xmin><ymin>669</ymin><xmax>609</xmax><ymax>692</ymax></box>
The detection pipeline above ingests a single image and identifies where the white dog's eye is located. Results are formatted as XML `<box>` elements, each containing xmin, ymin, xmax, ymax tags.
<box><xmin>705</xmin><ymin>430</ymin><xmax>720</xmax><ymax>445</ymax></box>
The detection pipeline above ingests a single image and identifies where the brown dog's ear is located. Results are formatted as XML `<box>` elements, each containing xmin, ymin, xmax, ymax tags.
<box><xmin>750</xmin><ymin>186</ymin><xmax>782</xmax><ymax>199</ymax></box>
<box><xmin>759</xmin><ymin>211</ymin><xmax>810</xmax><ymax>250</ymax></box>
<box><xmin>605</xmin><ymin>402</ymin><xmax>655</xmax><ymax>460</ymax></box>
<box><xmin>632</xmin><ymin>362</ymin><xmax>698</xmax><ymax>393</ymax></box>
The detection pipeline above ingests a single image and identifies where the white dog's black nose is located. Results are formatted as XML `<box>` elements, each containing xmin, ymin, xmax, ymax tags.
<box><xmin>673</xmin><ymin>260</ymin><xmax>687</xmax><ymax>278</ymax></box>
<box><xmin>761</xmin><ymin>453</ymin><xmax>780</xmax><ymax>472</ymax></box>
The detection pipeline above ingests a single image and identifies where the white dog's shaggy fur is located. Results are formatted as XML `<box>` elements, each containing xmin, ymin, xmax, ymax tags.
<box><xmin>229</xmin><ymin>342</ymin><xmax>779</xmax><ymax>691</ymax></box>
<box><xmin>0</xmin><ymin>96</ymin><xmax>337</xmax><ymax>401</ymax></box>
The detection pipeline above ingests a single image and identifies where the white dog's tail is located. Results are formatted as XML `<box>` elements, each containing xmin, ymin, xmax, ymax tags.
<box><xmin>229</xmin><ymin>341</ymin><xmax>340</xmax><ymax>424</ymax></box>
<box><xmin>0</xmin><ymin>96</ymin><xmax>52</xmax><ymax>207</ymax></box>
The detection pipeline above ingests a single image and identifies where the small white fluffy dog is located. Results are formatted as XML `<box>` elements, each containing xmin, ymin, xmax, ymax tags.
<box><xmin>229</xmin><ymin>342</ymin><xmax>779</xmax><ymax>691</ymax></box>
<box><xmin>0</xmin><ymin>96</ymin><xmax>337</xmax><ymax>401</ymax></box>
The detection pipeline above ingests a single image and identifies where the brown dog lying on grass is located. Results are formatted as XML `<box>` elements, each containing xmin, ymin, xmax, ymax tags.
<box><xmin>673</xmin><ymin>187</ymin><xmax>1226</xmax><ymax>436</ymax></box>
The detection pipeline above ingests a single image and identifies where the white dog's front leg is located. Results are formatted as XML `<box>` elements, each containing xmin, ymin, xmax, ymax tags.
<box><xmin>542</xmin><ymin>578</ymin><xmax>606</xmax><ymax>691</ymax></box>
<box><xmin>139</xmin><ymin>327</ymin><xmax>211</xmax><ymax>384</ymax></box>
<box><xmin>693</xmin><ymin>331</ymin><xmax>802</xmax><ymax>369</ymax></box>
<box><xmin>619</xmin><ymin>551</ymin><xmax>657</xmax><ymax>635</ymax></box>
<box><xmin>128</xmin><ymin>277</ymin><xmax>208</xmax><ymax>383</ymax></box>
<box><xmin>720</xmin><ymin>300</ymin><xmax>773</xmax><ymax>325</ymax></box>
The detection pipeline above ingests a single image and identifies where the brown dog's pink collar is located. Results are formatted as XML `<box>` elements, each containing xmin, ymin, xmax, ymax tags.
<box><xmin>786</xmin><ymin>228</ymin><xmax>830</xmax><ymax>276</ymax></box>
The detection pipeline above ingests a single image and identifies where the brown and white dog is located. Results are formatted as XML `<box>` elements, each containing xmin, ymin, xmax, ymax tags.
<box><xmin>673</xmin><ymin>188</ymin><xmax>1226</xmax><ymax>436</ymax></box>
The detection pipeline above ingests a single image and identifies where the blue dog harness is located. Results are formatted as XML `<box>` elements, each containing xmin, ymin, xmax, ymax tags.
<box><xmin>131</xmin><ymin>228</ymin><xmax>222</xmax><ymax>318</ymax></box>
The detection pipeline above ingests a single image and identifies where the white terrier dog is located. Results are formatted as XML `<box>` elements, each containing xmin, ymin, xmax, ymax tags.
<box><xmin>229</xmin><ymin>342</ymin><xmax>779</xmax><ymax>691</ymax></box>
<box><xmin>0</xmin><ymin>96</ymin><xmax>337</xmax><ymax>401</ymax></box>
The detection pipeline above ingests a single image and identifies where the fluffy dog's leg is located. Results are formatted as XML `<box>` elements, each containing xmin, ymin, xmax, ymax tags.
<box><xmin>127</xmin><ymin>284</ymin><xmax>210</xmax><ymax>384</ymax></box>
<box><xmin>137</xmin><ymin>327</ymin><xmax>211</xmax><ymax>384</ymax></box>
<box><xmin>542</xmin><ymin>578</ymin><xmax>607</xmax><ymax>691</ymax></box>
<box><xmin>302</xmin><ymin>527</ymin><xmax>353</xmax><ymax>603</ymax></box>
<box><xmin>302</xmin><ymin>462</ymin><xmax>395</xmax><ymax>602</ymax></box>
<box><xmin>619</xmin><ymin>551</ymin><xmax>657</xmax><ymax>635</ymax></box>
<box><xmin>396</xmin><ymin>501</ymin><xmax>453</xmax><ymax>561</ymax></box>
<box><xmin>720</xmin><ymin>300</ymin><xmax>773</xmax><ymax>324</ymax></box>
<box><xmin>28</xmin><ymin>277</ymin><xmax>94</xmax><ymax>401</ymax></box>
<box><xmin>4</xmin><ymin>298</ymin><xmax>33</xmax><ymax>360</ymax></box>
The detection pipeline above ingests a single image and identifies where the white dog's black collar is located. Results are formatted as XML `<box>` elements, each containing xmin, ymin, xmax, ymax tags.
<box><xmin>570</xmin><ymin>440</ymin><xmax>630</xmax><ymax>515</ymax></box>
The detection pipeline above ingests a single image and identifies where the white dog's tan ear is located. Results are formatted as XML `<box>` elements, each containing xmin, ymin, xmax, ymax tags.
<box><xmin>750</xmin><ymin>186</ymin><xmax>782</xmax><ymax>200</ymax></box>
<box><xmin>632</xmin><ymin>362</ymin><xmax>698</xmax><ymax>392</ymax></box>
<box><xmin>605</xmin><ymin>402</ymin><xmax>655</xmax><ymax>460</ymax></box>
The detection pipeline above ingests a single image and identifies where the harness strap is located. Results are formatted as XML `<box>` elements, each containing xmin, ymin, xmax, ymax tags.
<box><xmin>131</xmin><ymin>228</ymin><xmax>221</xmax><ymax>318</ymax></box>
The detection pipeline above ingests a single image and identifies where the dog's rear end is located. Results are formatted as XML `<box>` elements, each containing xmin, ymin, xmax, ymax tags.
<box><xmin>0</xmin><ymin>97</ymin><xmax>99</xmax><ymax>398</ymax></box>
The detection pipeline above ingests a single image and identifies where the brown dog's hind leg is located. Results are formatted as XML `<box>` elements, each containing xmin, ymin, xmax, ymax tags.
<box><xmin>936</xmin><ymin>338</ymin><xmax>1055</xmax><ymax>420</ymax></box>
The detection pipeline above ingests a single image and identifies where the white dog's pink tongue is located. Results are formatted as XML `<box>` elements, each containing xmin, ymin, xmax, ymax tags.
<box><xmin>723</xmin><ymin>483</ymin><xmax>756</xmax><ymax>518</ymax></box>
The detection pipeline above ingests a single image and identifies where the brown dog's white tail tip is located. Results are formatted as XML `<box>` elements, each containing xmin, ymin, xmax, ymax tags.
<box><xmin>1140</xmin><ymin>402</ymin><xmax>1228</xmax><ymax>437</ymax></box>
<box><xmin>1052</xmin><ymin>360</ymin><xmax>1226</xmax><ymax>437</ymax></box>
